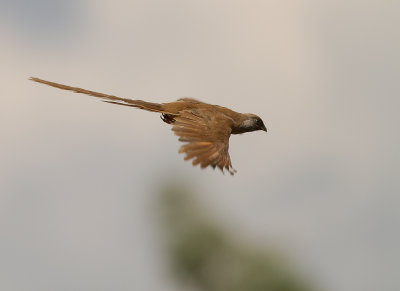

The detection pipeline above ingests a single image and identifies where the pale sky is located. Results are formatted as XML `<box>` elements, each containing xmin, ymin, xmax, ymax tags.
<box><xmin>0</xmin><ymin>1</ymin><xmax>399</xmax><ymax>291</ymax></box>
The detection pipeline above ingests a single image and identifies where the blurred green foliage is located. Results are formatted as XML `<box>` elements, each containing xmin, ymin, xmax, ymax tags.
<box><xmin>158</xmin><ymin>184</ymin><xmax>318</xmax><ymax>291</ymax></box>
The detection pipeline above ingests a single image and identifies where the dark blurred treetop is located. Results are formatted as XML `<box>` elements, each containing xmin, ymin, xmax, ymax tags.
<box><xmin>158</xmin><ymin>184</ymin><xmax>318</xmax><ymax>291</ymax></box>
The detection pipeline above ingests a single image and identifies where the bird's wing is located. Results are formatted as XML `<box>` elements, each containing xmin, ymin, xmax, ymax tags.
<box><xmin>176</xmin><ymin>97</ymin><xmax>205</xmax><ymax>103</ymax></box>
<box><xmin>172</xmin><ymin>108</ymin><xmax>236</xmax><ymax>175</ymax></box>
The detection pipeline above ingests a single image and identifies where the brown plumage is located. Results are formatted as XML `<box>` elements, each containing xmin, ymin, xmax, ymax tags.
<box><xmin>30</xmin><ymin>77</ymin><xmax>267</xmax><ymax>175</ymax></box>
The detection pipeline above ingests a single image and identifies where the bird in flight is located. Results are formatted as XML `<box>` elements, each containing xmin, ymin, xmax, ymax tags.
<box><xmin>30</xmin><ymin>77</ymin><xmax>267</xmax><ymax>175</ymax></box>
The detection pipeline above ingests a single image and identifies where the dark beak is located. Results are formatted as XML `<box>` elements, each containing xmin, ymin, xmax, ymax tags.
<box><xmin>261</xmin><ymin>125</ymin><xmax>267</xmax><ymax>132</ymax></box>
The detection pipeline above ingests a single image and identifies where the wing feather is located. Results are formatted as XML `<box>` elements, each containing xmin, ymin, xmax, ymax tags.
<box><xmin>172</xmin><ymin>109</ymin><xmax>236</xmax><ymax>175</ymax></box>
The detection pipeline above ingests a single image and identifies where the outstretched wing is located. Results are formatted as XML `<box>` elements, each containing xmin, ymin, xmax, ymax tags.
<box><xmin>172</xmin><ymin>109</ymin><xmax>236</xmax><ymax>175</ymax></box>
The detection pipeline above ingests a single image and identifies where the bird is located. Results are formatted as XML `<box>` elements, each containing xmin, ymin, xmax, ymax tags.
<box><xmin>30</xmin><ymin>77</ymin><xmax>267</xmax><ymax>175</ymax></box>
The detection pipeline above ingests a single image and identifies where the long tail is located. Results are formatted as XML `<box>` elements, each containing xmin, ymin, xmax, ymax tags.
<box><xmin>29</xmin><ymin>77</ymin><xmax>165</xmax><ymax>113</ymax></box>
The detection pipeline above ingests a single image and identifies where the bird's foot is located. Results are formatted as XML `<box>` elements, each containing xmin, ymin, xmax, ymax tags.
<box><xmin>161</xmin><ymin>114</ymin><xmax>176</xmax><ymax>124</ymax></box>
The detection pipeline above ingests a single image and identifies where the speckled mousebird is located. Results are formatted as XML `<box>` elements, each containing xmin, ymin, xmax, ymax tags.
<box><xmin>30</xmin><ymin>77</ymin><xmax>267</xmax><ymax>175</ymax></box>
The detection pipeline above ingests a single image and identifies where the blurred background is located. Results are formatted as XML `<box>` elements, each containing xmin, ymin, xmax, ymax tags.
<box><xmin>0</xmin><ymin>0</ymin><xmax>399</xmax><ymax>290</ymax></box>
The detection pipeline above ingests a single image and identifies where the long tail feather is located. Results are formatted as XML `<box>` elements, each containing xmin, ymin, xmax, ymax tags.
<box><xmin>29</xmin><ymin>77</ymin><xmax>165</xmax><ymax>113</ymax></box>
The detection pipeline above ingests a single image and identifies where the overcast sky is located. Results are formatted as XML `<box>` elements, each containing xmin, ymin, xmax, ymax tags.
<box><xmin>0</xmin><ymin>1</ymin><xmax>399</xmax><ymax>291</ymax></box>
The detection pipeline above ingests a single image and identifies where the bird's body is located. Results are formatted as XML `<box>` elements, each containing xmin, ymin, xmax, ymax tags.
<box><xmin>30</xmin><ymin>77</ymin><xmax>267</xmax><ymax>175</ymax></box>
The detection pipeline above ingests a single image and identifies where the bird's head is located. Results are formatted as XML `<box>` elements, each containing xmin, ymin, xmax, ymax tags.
<box><xmin>238</xmin><ymin>113</ymin><xmax>267</xmax><ymax>133</ymax></box>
